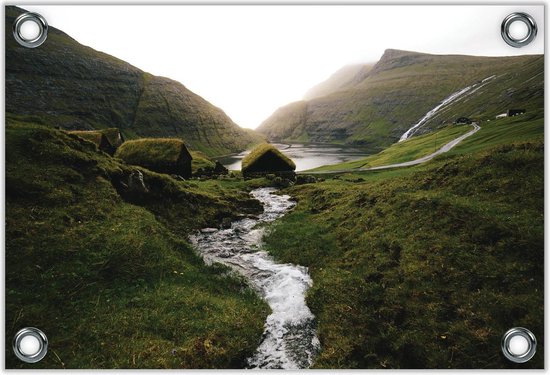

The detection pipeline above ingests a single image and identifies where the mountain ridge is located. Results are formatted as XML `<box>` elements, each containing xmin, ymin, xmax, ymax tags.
<box><xmin>257</xmin><ymin>49</ymin><xmax>543</xmax><ymax>151</ymax></box>
<box><xmin>303</xmin><ymin>63</ymin><xmax>373</xmax><ymax>100</ymax></box>
<box><xmin>5</xmin><ymin>6</ymin><xmax>261</xmax><ymax>156</ymax></box>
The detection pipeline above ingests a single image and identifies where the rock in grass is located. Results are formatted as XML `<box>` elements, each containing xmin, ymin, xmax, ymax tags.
<box><xmin>128</xmin><ymin>170</ymin><xmax>148</xmax><ymax>195</ymax></box>
<box><xmin>221</xmin><ymin>217</ymin><xmax>232</xmax><ymax>229</ymax></box>
<box><xmin>295</xmin><ymin>175</ymin><xmax>317</xmax><ymax>185</ymax></box>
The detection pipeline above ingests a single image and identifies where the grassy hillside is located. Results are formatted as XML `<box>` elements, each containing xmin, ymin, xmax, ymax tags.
<box><xmin>259</xmin><ymin>113</ymin><xmax>544</xmax><ymax>368</ymax></box>
<box><xmin>5</xmin><ymin>6</ymin><xmax>260</xmax><ymax>157</ymax></box>
<box><xmin>446</xmin><ymin>112</ymin><xmax>544</xmax><ymax>156</ymax></box>
<box><xmin>5</xmin><ymin>121</ymin><xmax>270</xmax><ymax>368</ymax></box>
<box><xmin>310</xmin><ymin>107</ymin><xmax>543</xmax><ymax>174</ymax></box>
<box><xmin>311</xmin><ymin>124</ymin><xmax>472</xmax><ymax>172</ymax></box>
<box><xmin>257</xmin><ymin>49</ymin><xmax>543</xmax><ymax>151</ymax></box>
<box><xmin>263</xmin><ymin>142</ymin><xmax>543</xmax><ymax>368</ymax></box>
<box><xmin>303</xmin><ymin>63</ymin><xmax>373</xmax><ymax>100</ymax></box>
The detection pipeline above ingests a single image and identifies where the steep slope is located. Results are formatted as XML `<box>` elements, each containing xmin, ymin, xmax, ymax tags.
<box><xmin>5</xmin><ymin>6</ymin><xmax>259</xmax><ymax>156</ymax></box>
<box><xmin>303</xmin><ymin>64</ymin><xmax>373</xmax><ymax>100</ymax></box>
<box><xmin>264</xmin><ymin>140</ymin><xmax>544</xmax><ymax>369</ymax></box>
<box><xmin>257</xmin><ymin>49</ymin><xmax>543</xmax><ymax>151</ymax></box>
<box><xmin>5</xmin><ymin>120</ymin><xmax>269</xmax><ymax>368</ymax></box>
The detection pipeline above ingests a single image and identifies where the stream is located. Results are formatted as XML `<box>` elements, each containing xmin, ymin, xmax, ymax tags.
<box><xmin>189</xmin><ymin>188</ymin><xmax>320</xmax><ymax>369</ymax></box>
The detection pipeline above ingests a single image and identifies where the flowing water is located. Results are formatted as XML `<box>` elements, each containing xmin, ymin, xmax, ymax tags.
<box><xmin>189</xmin><ymin>188</ymin><xmax>320</xmax><ymax>369</ymax></box>
<box><xmin>399</xmin><ymin>75</ymin><xmax>496</xmax><ymax>142</ymax></box>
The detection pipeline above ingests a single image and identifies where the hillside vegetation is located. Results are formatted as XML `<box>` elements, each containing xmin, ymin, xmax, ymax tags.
<box><xmin>303</xmin><ymin>63</ymin><xmax>373</xmax><ymax>100</ymax></box>
<box><xmin>5</xmin><ymin>5</ymin><xmax>544</xmax><ymax>369</ymax></box>
<box><xmin>311</xmin><ymin>124</ymin><xmax>472</xmax><ymax>172</ymax></box>
<box><xmin>257</xmin><ymin>49</ymin><xmax>543</xmax><ymax>151</ymax></box>
<box><xmin>5</xmin><ymin>6</ymin><xmax>260</xmax><ymax>157</ymax></box>
<box><xmin>5</xmin><ymin>121</ymin><xmax>270</xmax><ymax>368</ymax></box>
<box><xmin>262</xmin><ymin>114</ymin><xmax>544</xmax><ymax>368</ymax></box>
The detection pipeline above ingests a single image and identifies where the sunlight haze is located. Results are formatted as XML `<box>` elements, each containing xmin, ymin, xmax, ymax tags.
<box><xmin>20</xmin><ymin>5</ymin><xmax>544</xmax><ymax>129</ymax></box>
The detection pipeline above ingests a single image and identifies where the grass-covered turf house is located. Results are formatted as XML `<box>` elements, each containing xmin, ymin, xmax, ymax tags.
<box><xmin>68</xmin><ymin>128</ymin><xmax>125</xmax><ymax>155</ymax></box>
<box><xmin>241</xmin><ymin>143</ymin><xmax>296</xmax><ymax>178</ymax></box>
<box><xmin>115</xmin><ymin>138</ymin><xmax>192</xmax><ymax>178</ymax></box>
<box><xmin>101</xmin><ymin>128</ymin><xmax>125</xmax><ymax>150</ymax></box>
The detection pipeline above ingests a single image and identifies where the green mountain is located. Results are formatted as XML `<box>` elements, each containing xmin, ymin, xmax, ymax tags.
<box><xmin>5</xmin><ymin>6</ymin><xmax>261</xmax><ymax>156</ymax></box>
<box><xmin>257</xmin><ymin>49</ymin><xmax>543</xmax><ymax>151</ymax></box>
<box><xmin>5</xmin><ymin>119</ymin><xmax>270</xmax><ymax>368</ymax></box>
<box><xmin>303</xmin><ymin>63</ymin><xmax>373</xmax><ymax>100</ymax></box>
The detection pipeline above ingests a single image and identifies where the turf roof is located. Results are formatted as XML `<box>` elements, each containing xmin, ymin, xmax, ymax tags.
<box><xmin>241</xmin><ymin>143</ymin><xmax>296</xmax><ymax>172</ymax></box>
<box><xmin>115</xmin><ymin>138</ymin><xmax>190</xmax><ymax>166</ymax></box>
<box><xmin>68</xmin><ymin>130</ymin><xmax>105</xmax><ymax>146</ymax></box>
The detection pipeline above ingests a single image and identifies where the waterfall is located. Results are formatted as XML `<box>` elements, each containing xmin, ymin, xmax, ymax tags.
<box><xmin>399</xmin><ymin>75</ymin><xmax>495</xmax><ymax>142</ymax></box>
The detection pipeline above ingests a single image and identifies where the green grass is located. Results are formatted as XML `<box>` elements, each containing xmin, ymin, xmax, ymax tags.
<box><xmin>257</xmin><ymin>49</ymin><xmax>543</xmax><ymax>150</ymax></box>
<box><xmin>447</xmin><ymin>113</ymin><xmax>543</xmax><ymax>155</ymax></box>
<box><xmin>6</xmin><ymin>6</ymin><xmax>261</xmax><ymax>158</ymax></box>
<box><xmin>68</xmin><ymin>130</ymin><xmax>105</xmax><ymax>146</ymax></box>
<box><xmin>311</xmin><ymin>124</ymin><xmax>471</xmax><ymax>172</ymax></box>
<box><xmin>5</xmin><ymin>121</ymin><xmax>269</xmax><ymax>368</ymax></box>
<box><xmin>264</xmin><ymin>140</ymin><xmax>543</xmax><ymax>368</ymax></box>
<box><xmin>190</xmin><ymin>151</ymin><xmax>215</xmax><ymax>174</ymax></box>
<box><xmin>309</xmin><ymin>113</ymin><xmax>543</xmax><ymax>174</ymax></box>
<box><xmin>115</xmin><ymin>138</ymin><xmax>194</xmax><ymax>177</ymax></box>
<box><xmin>241</xmin><ymin>143</ymin><xmax>296</xmax><ymax>173</ymax></box>
<box><xmin>116</xmin><ymin>138</ymin><xmax>188</xmax><ymax>165</ymax></box>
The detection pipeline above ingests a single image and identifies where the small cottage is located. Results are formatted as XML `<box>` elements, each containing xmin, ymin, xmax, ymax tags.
<box><xmin>115</xmin><ymin>138</ymin><xmax>192</xmax><ymax>178</ymax></box>
<box><xmin>68</xmin><ymin>128</ymin><xmax>125</xmax><ymax>155</ymax></box>
<box><xmin>68</xmin><ymin>130</ymin><xmax>113</xmax><ymax>154</ymax></box>
<box><xmin>454</xmin><ymin>117</ymin><xmax>472</xmax><ymax>125</ymax></box>
<box><xmin>241</xmin><ymin>143</ymin><xmax>296</xmax><ymax>178</ymax></box>
<box><xmin>101</xmin><ymin>128</ymin><xmax>125</xmax><ymax>151</ymax></box>
<box><xmin>507</xmin><ymin>109</ymin><xmax>526</xmax><ymax>117</ymax></box>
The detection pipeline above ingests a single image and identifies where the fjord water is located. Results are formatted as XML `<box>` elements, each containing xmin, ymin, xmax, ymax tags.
<box><xmin>219</xmin><ymin>143</ymin><xmax>369</xmax><ymax>171</ymax></box>
<box><xmin>190</xmin><ymin>188</ymin><xmax>320</xmax><ymax>369</ymax></box>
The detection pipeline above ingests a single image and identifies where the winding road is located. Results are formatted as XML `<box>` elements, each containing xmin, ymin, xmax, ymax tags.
<box><xmin>304</xmin><ymin>123</ymin><xmax>480</xmax><ymax>174</ymax></box>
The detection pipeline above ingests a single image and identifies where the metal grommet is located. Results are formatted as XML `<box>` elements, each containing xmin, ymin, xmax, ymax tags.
<box><xmin>13</xmin><ymin>12</ymin><xmax>48</xmax><ymax>48</ymax></box>
<box><xmin>13</xmin><ymin>327</ymin><xmax>48</xmax><ymax>363</ymax></box>
<box><xmin>501</xmin><ymin>12</ymin><xmax>537</xmax><ymax>48</ymax></box>
<box><xmin>501</xmin><ymin>327</ymin><xmax>536</xmax><ymax>363</ymax></box>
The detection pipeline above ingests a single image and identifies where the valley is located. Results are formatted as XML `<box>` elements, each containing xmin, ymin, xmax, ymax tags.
<box><xmin>4</xmin><ymin>4</ymin><xmax>544</xmax><ymax>370</ymax></box>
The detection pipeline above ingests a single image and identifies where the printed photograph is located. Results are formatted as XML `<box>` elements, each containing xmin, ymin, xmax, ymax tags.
<box><xmin>5</xmin><ymin>4</ymin><xmax>544</xmax><ymax>369</ymax></box>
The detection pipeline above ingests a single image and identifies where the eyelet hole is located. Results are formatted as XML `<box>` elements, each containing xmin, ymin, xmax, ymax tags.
<box><xmin>13</xmin><ymin>12</ymin><xmax>48</xmax><ymax>48</ymax></box>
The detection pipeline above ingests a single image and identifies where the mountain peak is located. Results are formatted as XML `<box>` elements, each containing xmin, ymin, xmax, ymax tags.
<box><xmin>369</xmin><ymin>49</ymin><xmax>430</xmax><ymax>75</ymax></box>
<box><xmin>5</xmin><ymin>6</ymin><xmax>260</xmax><ymax>156</ymax></box>
<box><xmin>380</xmin><ymin>49</ymin><xmax>421</xmax><ymax>59</ymax></box>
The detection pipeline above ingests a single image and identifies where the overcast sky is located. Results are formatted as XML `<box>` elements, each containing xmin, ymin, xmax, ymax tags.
<box><xmin>19</xmin><ymin>5</ymin><xmax>544</xmax><ymax>129</ymax></box>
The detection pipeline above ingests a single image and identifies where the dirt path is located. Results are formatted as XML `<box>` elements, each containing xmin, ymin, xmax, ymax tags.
<box><xmin>304</xmin><ymin>123</ymin><xmax>480</xmax><ymax>174</ymax></box>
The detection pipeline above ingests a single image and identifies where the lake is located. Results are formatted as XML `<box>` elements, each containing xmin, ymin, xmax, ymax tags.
<box><xmin>218</xmin><ymin>144</ymin><xmax>371</xmax><ymax>172</ymax></box>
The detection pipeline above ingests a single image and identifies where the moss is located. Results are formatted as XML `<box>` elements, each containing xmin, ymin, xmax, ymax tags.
<box><xmin>115</xmin><ymin>138</ymin><xmax>192</xmax><ymax>177</ymax></box>
<box><xmin>6</xmin><ymin>5</ymin><xmax>260</xmax><ymax>157</ymax></box>
<box><xmin>5</xmin><ymin>120</ymin><xmax>269</xmax><ymax>368</ymax></box>
<box><xmin>190</xmin><ymin>151</ymin><xmax>216</xmax><ymax>174</ymax></box>
<box><xmin>68</xmin><ymin>130</ymin><xmax>105</xmax><ymax>146</ymax></box>
<box><xmin>241</xmin><ymin>143</ymin><xmax>296</xmax><ymax>175</ymax></box>
<box><xmin>264</xmin><ymin>138</ymin><xmax>543</xmax><ymax>369</ymax></box>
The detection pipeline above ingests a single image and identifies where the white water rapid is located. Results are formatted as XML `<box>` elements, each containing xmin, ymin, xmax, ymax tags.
<box><xmin>190</xmin><ymin>188</ymin><xmax>320</xmax><ymax>369</ymax></box>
